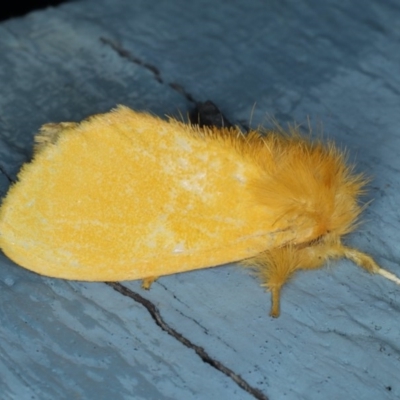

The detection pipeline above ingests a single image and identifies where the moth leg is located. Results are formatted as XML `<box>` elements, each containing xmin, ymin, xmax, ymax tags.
<box><xmin>339</xmin><ymin>245</ymin><xmax>400</xmax><ymax>285</ymax></box>
<box><xmin>300</xmin><ymin>238</ymin><xmax>400</xmax><ymax>286</ymax></box>
<box><xmin>141</xmin><ymin>276</ymin><xmax>158</xmax><ymax>290</ymax></box>
<box><xmin>34</xmin><ymin>122</ymin><xmax>78</xmax><ymax>154</ymax></box>
<box><xmin>270</xmin><ymin>286</ymin><xmax>282</xmax><ymax>318</ymax></box>
<box><xmin>246</xmin><ymin>238</ymin><xmax>400</xmax><ymax>317</ymax></box>
<box><xmin>246</xmin><ymin>246</ymin><xmax>303</xmax><ymax>317</ymax></box>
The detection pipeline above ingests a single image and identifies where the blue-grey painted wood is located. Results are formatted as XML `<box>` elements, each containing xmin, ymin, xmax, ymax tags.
<box><xmin>0</xmin><ymin>0</ymin><xmax>399</xmax><ymax>399</ymax></box>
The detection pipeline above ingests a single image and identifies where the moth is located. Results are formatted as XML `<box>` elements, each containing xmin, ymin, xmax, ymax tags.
<box><xmin>0</xmin><ymin>104</ymin><xmax>398</xmax><ymax>317</ymax></box>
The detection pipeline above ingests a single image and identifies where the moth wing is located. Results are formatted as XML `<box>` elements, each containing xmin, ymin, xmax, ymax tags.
<box><xmin>0</xmin><ymin>106</ymin><xmax>283</xmax><ymax>281</ymax></box>
<box><xmin>34</xmin><ymin>122</ymin><xmax>78</xmax><ymax>154</ymax></box>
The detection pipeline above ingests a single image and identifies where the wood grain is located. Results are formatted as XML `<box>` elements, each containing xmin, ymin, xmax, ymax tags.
<box><xmin>1</xmin><ymin>0</ymin><xmax>399</xmax><ymax>399</ymax></box>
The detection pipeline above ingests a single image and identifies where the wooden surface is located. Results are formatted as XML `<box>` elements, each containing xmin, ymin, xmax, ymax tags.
<box><xmin>1</xmin><ymin>0</ymin><xmax>400</xmax><ymax>399</ymax></box>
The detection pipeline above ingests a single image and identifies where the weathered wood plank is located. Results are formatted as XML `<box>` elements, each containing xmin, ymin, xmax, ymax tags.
<box><xmin>0</xmin><ymin>0</ymin><xmax>399</xmax><ymax>399</ymax></box>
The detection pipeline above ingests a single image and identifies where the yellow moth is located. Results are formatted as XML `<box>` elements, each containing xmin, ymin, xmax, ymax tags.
<box><xmin>0</xmin><ymin>105</ymin><xmax>399</xmax><ymax>317</ymax></box>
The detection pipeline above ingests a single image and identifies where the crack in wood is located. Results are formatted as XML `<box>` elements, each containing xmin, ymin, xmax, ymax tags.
<box><xmin>106</xmin><ymin>282</ymin><xmax>269</xmax><ymax>400</ymax></box>
<box><xmin>99</xmin><ymin>38</ymin><xmax>244</xmax><ymax>131</ymax></box>
<box><xmin>100</xmin><ymin>37</ymin><xmax>197</xmax><ymax>104</ymax></box>
<box><xmin>0</xmin><ymin>164</ymin><xmax>14</xmax><ymax>184</ymax></box>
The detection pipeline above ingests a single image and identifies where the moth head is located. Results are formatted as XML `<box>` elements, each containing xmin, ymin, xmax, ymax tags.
<box><xmin>300</xmin><ymin>145</ymin><xmax>367</xmax><ymax>246</ymax></box>
<box><xmin>256</xmin><ymin>136</ymin><xmax>367</xmax><ymax>246</ymax></box>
